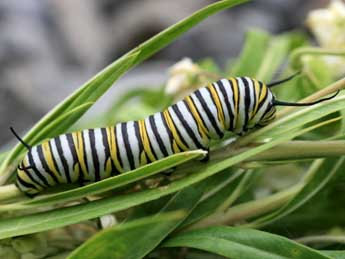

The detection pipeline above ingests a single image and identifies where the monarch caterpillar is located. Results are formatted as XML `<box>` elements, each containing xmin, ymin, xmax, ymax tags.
<box><xmin>12</xmin><ymin>73</ymin><xmax>338</xmax><ymax>196</ymax></box>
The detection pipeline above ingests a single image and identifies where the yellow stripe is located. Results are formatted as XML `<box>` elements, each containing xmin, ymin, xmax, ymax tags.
<box><xmin>140</xmin><ymin>151</ymin><xmax>147</xmax><ymax>166</ymax></box>
<box><xmin>172</xmin><ymin>141</ymin><xmax>180</xmax><ymax>153</ymax></box>
<box><xmin>252</xmin><ymin>79</ymin><xmax>261</xmax><ymax>118</ymax></box>
<box><xmin>73</xmin><ymin>163</ymin><xmax>80</xmax><ymax>180</ymax></box>
<box><xmin>18</xmin><ymin>156</ymin><xmax>46</xmax><ymax>190</ymax></box>
<box><xmin>107</xmin><ymin>127</ymin><xmax>123</xmax><ymax>173</ymax></box>
<box><xmin>139</xmin><ymin>120</ymin><xmax>156</xmax><ymax>162</ymax></box>
<box><xmin>229</xmin><ymin>77</ymin><xmax>239</xmax><ymax>123</ymax></box>
<box><xmin>163</xmin><ymin>110</ymin><xmax>189</xmax><ymax>151</ymax></box>
<box><xmin>17</xmin><ymin>170</ymin><xmax>42</xmax><ymax>190</ymax></box>
<box><xmin>208</xmin><ymin>84</ymin><xmax>225</xmax><ymax>129</ymax></box>
<box><xmin>42</xmin><ymin>142</ymin><xmax>63</xmax><ymax>182</ymax></box>
<box><xmin>72</xmin><ymin>132</ymin><xmax>88</xmax><ymax>179</ymax></box>
<box><xmin>185</xmin><ymin>96</ymin><xmax>209</xmax><ymax>140</ymax></box>
<box><xmin>105</xmin><ymin>158</ymin><xmax>112</xmax><ymax>177</ymax></box>
<box><xmin>259</xmin><ymin>82</ymin><xmax>268</xmax><ymax>103</ymax></box>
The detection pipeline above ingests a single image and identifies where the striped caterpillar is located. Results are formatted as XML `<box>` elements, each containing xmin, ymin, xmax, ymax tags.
<box><xmin>12</xmin><ymin>74</ymin><xmax>338</xmax><ymax>196</ymax></box>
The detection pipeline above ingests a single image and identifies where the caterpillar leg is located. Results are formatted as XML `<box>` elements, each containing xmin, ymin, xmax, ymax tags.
<box><xmin>78</xmin><ymin>174</ymin><xmax>91</xmax><ymax>187</ymax></box>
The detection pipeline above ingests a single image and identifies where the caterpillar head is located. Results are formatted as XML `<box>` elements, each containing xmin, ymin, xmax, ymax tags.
<box><xmin>257</xmin><ymin>72</ymin><xmax>339</xmax><ymax>127</ymax></box>
<box><xmin>10</xmin><ymin>127</ymin><xmax>43</xmax><ymax>196</ymax></box>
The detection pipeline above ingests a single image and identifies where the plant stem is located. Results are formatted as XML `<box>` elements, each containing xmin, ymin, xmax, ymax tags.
<box><xmin>213</xmin><ymin>140</ymin><xmax>345</xmax><ymax>162</ymax></box>
<box><xmin>295</xmin><ymin>235</ymin><xmax>345</xmax><ymax>245</ymax></box>
<box><xmin>185</xmin><ymin>185</ymin><xmax>301</xmax><ymax>230</ymax></box>
<box><xmin>0</xmin><ymin>184</ymin><xmax>23</xmax><ymax>201</ymax></box>
<box><xmin>290</xmin><ymin>47</ymin><xmax>345</xmax><ymax>70</ymax></box>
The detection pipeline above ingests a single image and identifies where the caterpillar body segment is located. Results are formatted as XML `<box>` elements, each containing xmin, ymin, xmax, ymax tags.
<box><xmin>16</xmin><ymin>75</ymin><xmax>337</xmax><ymax>196</ymax></box>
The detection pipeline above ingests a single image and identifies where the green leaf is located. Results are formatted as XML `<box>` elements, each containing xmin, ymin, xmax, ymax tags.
<box><xmin>0</xmin><ymin>52</ymin><xmax>139</xmax><ymax>183</ymax></box>
<box><xmin>248</xmin><ymin>156</ymin><xmax>345</xmax><ymax>228</ymax></box>
<box><xmin>68</xmin><ymin>178</ymin><xmax>212</xmax><ymax>259</ymax></box>
<box><xmin>68</xmin><ymin>211</ymin><xmax>186</xmax><ymax>259</ymax></box>
<box><xmin>163</xmin><ymin>226</ymin><xmax>331</xmax><ymax>259</ymax></box>
<box><xmin>321</xmin><ymin>251</ymin><xmax>345</xmax><ymax>259</ymax></box>
<box><xmin>180</xmin><ymin>169</ymin><xmax>256</xmax><ymax>228</ymax></box>
<box><xmin>229</xmin><ymin>29</ymin><xmax>270</xmax><ymax>77</ymax></box>
<box><xmin>0</xmin><ymin>150</ymin><xmax>205</xmax><ymax>210</ymax></box>
<box><xmin>255</xmin><ymin>34</ymin><xmax>293</xmax><ymax>82</ymax></box>
<box><xmin>0</xmin><ymin>117</ymin><xmax>321</xmax><ymax>239</ymax></box>
<box><xmin>0</xmin><ymin>0</ymin><xmax>249</xmax><ymax>183</ymax></box>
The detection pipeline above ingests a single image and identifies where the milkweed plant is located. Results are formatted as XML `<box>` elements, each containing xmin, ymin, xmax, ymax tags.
<box><xmin>1</xmin><ymin>0</ymin><xmax>345</xmax><ymax>258</ymax></box>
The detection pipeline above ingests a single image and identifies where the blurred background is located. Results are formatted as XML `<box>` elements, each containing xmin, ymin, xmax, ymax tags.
<box><xmin>0</xmin><ymin>0</ymin><xmax>329</xmax><ymax>147</ymax></box>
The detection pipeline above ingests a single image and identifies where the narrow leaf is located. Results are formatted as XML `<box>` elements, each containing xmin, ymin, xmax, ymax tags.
<box><xmin>163</xmin><ymin>226</ymin><xmax>331</xmax><ymax>259</ymax></box>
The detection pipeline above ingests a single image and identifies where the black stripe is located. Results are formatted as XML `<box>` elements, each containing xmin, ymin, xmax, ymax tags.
<box><xmin>187</xmin><ymin>97</ymin><xmax>210</xmax><ymax>138</ymax></box>
<box><xmin>172</xmin><ymin>104</ymin><xmax>205</xmax><ymax>149</ymax></box>
<box><xmin>101</xmin><ymin>128</ymin><xmax>115</xmax><ymax>174</ymax></box>
<box><xmin>121</xmin><ymin>123</ymin><xmax>135</xmax><ymax>170</ymax></box>
<box><xmin>194</xmin><ymin>90</ymin><xmax>224</xmax><ymax>138</ymax></box>
<box><xmin>143</xmin><ymin>120</ymin><xmax>159</xmax><ymax>161</ymax></box>
<box><xmin>20</xmin><ymin>166</ymin><xmax>45</xmax><ymax>189</ymax></box>
<box><xmin>241</xmin><ymin>77</ymin><xmax>251</xmax><ymax>130</ymax></box>
<box><xmin>230</xmin><ymin>79</ymin><xmax>239</xmax><ymax>118</ymax></box>
<box><xmin>89</xmin><ymin>129</ymin><xmax>101</xmax><ymax>181</ymax></box>
<box><xmin>167</xmin><ymin>109</ymin><xmax>189</xmax><ymax>150</ymax></box>
<box><xmin>249</xmin><ymin>78</ymin><xmax>257</xmax><ymax>118</ymax></box>
<box><xmin>48</xmin><ymin>141</ymin><xmax>62</xmax><ymax>178</ymax></box>
<box><xmin>36</xmin><ymin>145</ymin><xmax>59</xmax><ymax>184</ymax></box>
<box><xmin>259</xmin><ymin>103</ymin><xmax>273</xmax><ymax>121</ymax></box>
<box><xmin>17</xmin><ymin>174</ymin><xmax>38</xmax><ymax>189</ymax></box>
<box><xmin>257</xmin><ymin>81</ymin><xmax>268</xmax><ymax>111</ymax></box>
<box><xmin>149</xmin><ymin>115</ymin><xmax>169</xmax><ymax>157</ymax></box>
<box><xmin>81</xmin><ymin>131</ymin><xmax>89</xmax><ymax>178</ymax></box>
<box><xmin>182</xmin><ymin>99</ymin><xmax>205</xmax><ymax>139</ymax></box>
<box><xmin>55</xmin><ymin>136</ymin><xmax>72</xmax><ymax>183</ymax></box>
<box><xmin>160</xmin><ymin>112</ymin><xmax>175</xmax><ymax>153</ymax></box>
<box><xmin>134</xmin><ymin>121</ymin><xmax>146</xmax><ymax>164</ymax></box>
<box><xmin>113</xmin><ymin>127</ymin><xmax>123</xmax><ymax>169</ymax></box>
<box><xmin>66</xmin><ymin>134</ymin><xmax>78</xmax><ymax>175</ymax></box>
<box><xmin>217</xmin><ymin>80</ymin><xmax>234</xmax><ymax>131</ymax></box>
<box><xmin>27</xmin><ymin>149</ymin><xmax>51</xmax><ymax>186</ymax></box>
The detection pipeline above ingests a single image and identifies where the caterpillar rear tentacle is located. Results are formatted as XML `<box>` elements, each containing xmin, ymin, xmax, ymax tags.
<box><xmin>13</xmin><ymin>75</ymin><xmax>339</xmax><ymax>196</ymax></box>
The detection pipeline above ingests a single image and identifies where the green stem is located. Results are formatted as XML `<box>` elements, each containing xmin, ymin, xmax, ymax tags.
<box><xmin>295</xmin><ymin>235</ymin><xmax>345</xmax><ymax>245</ymax></box>
<box><xmin>186</xmin><ymin>185</ymin><xmax>301</xmax><ymax>230</ymax></box>
<box><xmin>290</xmin><ymin>47</ymin><xmax>345</xmax><ymax>70</ymax></box>
<box><xmin>0</xmin><ymin>184</ymin><xmax>23</xmax><ymax>201</ymax></box>
<box><xmin>213</xmin><ymin>140</ymin><xmax>345</xmax><ymax>162</ymax></box>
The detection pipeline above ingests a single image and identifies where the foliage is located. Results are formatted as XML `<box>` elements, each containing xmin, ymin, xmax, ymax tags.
<box><xmin>1</xmin><ymin>0</ymin><xmax>345</xmax><ymax>258</ymax></box>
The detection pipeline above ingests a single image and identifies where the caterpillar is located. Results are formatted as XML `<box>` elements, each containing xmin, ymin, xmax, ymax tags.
<box><xmin>12</xmin><ymin>74</ymin><xmax>338</xmax><ymax>196</ymax></box>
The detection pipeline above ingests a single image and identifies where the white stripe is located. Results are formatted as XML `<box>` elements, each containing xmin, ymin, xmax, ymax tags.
<box><xmin>153</xmin><ymin>112</ymin><xmax>173</xmax><ymax>156</ymax></box>
<box><xmin>82</xmin><ymin>130</ymin><xmax>94</xmax><ymax>181</ymax></box>
<box><xmin>145</xmin><ymin>116</ymin><xmax>164</xmax><ymax>159</ymax></box>
<box><xmin>127</xmin><ymin>121</ymin><xmax>140</xmax><ymax>169</ymax></box>
<box><xmin>116</xmin><ymin>123</ymin><xmax>130</xmax><ymax>172</ymax></box>
<box><xmin>94</xmin><ymin>128</ymin><xmax>107</xmax><ymax>180</ymax></box>
<box><xmin>221</xmin><ymin>79</ymin><xmax>236</xmax><ymax>129</ymax></box>
<box><xmin>190</xmin><ymin>92</ymin><xmax>215</xmax><ymax>138</ymax></box>
<box><xmin>200</xmin><ymin>87</ymin><xmax>224</xmax><ymax>131</ymax></box>
<box><xmin>60</xmin><ymin>135</ymin><xmax>78</xmax><ymax>182</ymax></box>
<box><xmin>31</xmin><ymin>146</ymin><xmax>54</xmax><ymax>186</ymax></box>
<box><xmin>245</xmin><ymin>78</ymin><xmax>255</xmax><ymax>120</ymax></box>
<box><xmin>168</xmin><ymin>106</ymin><xmax>197</xmax><ymax>150</ymax></box>
<box><xmin>235</xmin><ymin>78</ymin><xmax>246</xmax><ymax>133</ymax></box>
<box><xmin>177</xmin><ymin>101</ymin><xmax>206</xmax><ymax>147</ymax></box>
<box><xmin>213</xmin><ymin>81</ymin><xmax>230</xmax><ymax>129</ymax></box>
<box><xmin>50</xmin><ymin>138</ymin><xmax>68</xmax><ymax>183</ymax></box>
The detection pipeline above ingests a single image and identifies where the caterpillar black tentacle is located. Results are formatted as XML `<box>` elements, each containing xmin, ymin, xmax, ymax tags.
<box><xmin>14</xmin><ymin>75</ymin><xmax>338</xmax><ymax>196</ymax></box>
